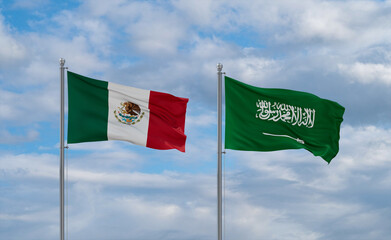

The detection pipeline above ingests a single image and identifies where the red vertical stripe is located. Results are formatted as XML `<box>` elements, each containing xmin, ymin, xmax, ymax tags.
<box><xmin>146</xmin><ymin>91</ymin><xmax>189</xmax><ymax>152</ymax></box>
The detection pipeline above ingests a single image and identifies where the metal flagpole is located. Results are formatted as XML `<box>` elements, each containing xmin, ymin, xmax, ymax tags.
<box><xmin>217</xmin><ymin>63</ymin><xmax>223</xmax><ymax>240</ymax></box>
<box><xmin>59</xmin><ymin>58</ymin><xmax>66</xmax><ymax>240</ymax></box>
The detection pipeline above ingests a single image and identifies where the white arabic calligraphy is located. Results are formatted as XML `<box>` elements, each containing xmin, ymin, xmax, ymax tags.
<box><xmin>255</xmin><ymin>99</ymin><xmax>315</xmax><ymax>128</ymax></box>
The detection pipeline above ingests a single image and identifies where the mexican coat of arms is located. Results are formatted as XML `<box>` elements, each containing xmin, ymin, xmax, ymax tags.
<box><xmin>114</xmin><ymin>101</ymin><xmax>145</xmax><ymax>125</ymax></box>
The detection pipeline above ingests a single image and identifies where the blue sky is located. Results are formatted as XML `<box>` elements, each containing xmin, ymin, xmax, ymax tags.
<box><xmin>1</xmin><ymin>0</ymin><xmax>391</xmax><ymax>239</ymax></box>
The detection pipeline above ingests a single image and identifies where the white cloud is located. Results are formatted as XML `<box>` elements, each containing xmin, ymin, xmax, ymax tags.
<box><xmin>181</xmin><ymin>0</ymin><xmax>389</xmax><ymax>50</ymax></box>
<box><xmin>26</xmin><ymin>34</ymin><xmax>110</xmax><ymax>78</ymax></box>
<box><xmin>0</xmin><ymin>129</ymin><xmax>39</xmax><ymax>144</ymax></box>
<box><xmin>10</xmin><ymin>0</ymin><xmax>50</xmax><ymax>9</ymax></box>
<box><xmin>226</xmin><ymin>202</ymin><xmax>324</xmax><ymax>240</ymax></box>
<box><xmin>0</xmin><ymin>32</ymin><xmax>110</xmax><ymax>88</ymax></box>
<box><xmin>125</xmin><ymin>7</ymin><xmax>187</xmax><ymax>56</ymax></box>
<box><xmin>63</xmin><ymin>182</ymin><xmax>216</xmax><ymax>240</ymax></box>
<box><xmin>128</xmin><ymin>21</ymin><xmax>186</xmax><ymax>56</ymax></box>
<box><xmin>0</xmin><ymin>87</ymin><xmax>58</xmax><ymax>124</ymax></box>
<box><xmin>339</xmin><ymin>62</ymin><xmax>391</xmax><ymax>85</ymax></box>
<box><xmin>68</xmin><ymin>170</ymin><xmax>187</xmax><ymax>189</ymax></box>
<box><xmin>173</xmin><ymin>0</ymin><xmax>217</xmax><ymax>26</ymax></box>
<box><xmin>0</xmin><ymin>209</ymin><xmax>56</xmax><ymax>223</ymax></box>
<box><xmin>186</xmin><ymin>113</ymin><xmax>216</xmax><ymax>127</ymax></box>
<box><xmin>67</xmin><ymin>140</ymin><xmax>130</xmax><ymax>151</ymax></box>
<box><xmin>292</xmin><ymin>2</ymin><xmax>354</xmax><ymax>42</ymax></box>
<box><xmin>338</xmin><ymin>125</ymin><xmax>391</xmax><ymax>168</ymax></box>
<box><xmin>230</xmin><ymin>125</ymin><xmax>391</xmax><ymax>193</ymax></box>
<box><xmin>72</xmin><ymin>0</ymin><xmax>189</xmax><ymax>56</ymax></box>
<box><xmin>0</xmin><ymin>151</ymin><xmax>196</xmax><ymax>189</ymax></box>
<box><xmin>0</xmin><ymin>153</ymin><xmax>58</xmax><ymax>179</ymax></box>
<box><xmin>172</xmin><ymin>0</ymin><xmax>240</xmax><ymax>30</ymax></box>
<box><xmin>223</xmin><ymin>55</ymin><xmax>281</xmax><ymax>85</ymax></box>
<box><xmin>52</xmin><ymin>10</ymin><xmax>113</xmax><ymax>56</ymax></box>
<box><xmin>0</xmin><ymin>15</ymin><xmax>25</xmax><ymax>64</ymax></box>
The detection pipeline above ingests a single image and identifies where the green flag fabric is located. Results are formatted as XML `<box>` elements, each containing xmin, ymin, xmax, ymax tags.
<box><xmin>225</xmin><ymin>76</ymin><xmax>345</xmax><ymax>163</ymax></box>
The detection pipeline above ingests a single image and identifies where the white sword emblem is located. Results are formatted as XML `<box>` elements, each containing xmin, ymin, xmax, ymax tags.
<box><xmin>262</xmin><ymin>132</ymin><xmax>305</xmax><ymax>144</ymax></box>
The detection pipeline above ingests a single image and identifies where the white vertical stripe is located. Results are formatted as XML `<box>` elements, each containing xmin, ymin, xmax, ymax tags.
<box><xmin>107</xmin><ymin>82</ymin><xmax>150</xmax><ymax>146</ymax></box>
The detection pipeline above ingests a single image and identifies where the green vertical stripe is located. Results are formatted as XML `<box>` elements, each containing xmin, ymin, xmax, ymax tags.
<box><xmin>67</xmin><ymin>71</ymin><xmax>109</xmax><ymax>143</ymax></box>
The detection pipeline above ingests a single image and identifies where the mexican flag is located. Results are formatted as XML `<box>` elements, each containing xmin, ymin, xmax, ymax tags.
<box><xmin>225</xmin><ymin>76</ymin><xmax>345</xmax><ymax>163</ymax></box>
<box><xmin>67</xmin><ymin>71</ymin><xmax>188</xmax><ymax>152</ymax></box>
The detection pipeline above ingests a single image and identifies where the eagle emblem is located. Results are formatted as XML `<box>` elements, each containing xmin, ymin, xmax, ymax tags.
<box><xmin>114</xmin><ymin>101</ymin><xmax>145</xmax><ymax>125</ymax></box>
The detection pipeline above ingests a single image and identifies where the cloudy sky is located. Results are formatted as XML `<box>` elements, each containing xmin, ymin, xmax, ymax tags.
<box><xmin>1</xmin><ymin>0</ymin><xmax>391</xmax><ymax>239</ymax></box>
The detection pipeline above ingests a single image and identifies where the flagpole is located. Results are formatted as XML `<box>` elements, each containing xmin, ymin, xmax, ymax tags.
<box><xmin>217</xmin><ymin>63</ymin><xmax>223</xmax><ymax>240</ymax></box>
<box><xmin>59</xmin><ymin>58</ymin><xmax>66</xmax><ymax>240</ymax></box>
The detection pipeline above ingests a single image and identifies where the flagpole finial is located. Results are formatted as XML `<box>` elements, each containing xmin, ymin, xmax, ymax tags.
<box><xmin>59</xmin><ymin>58</ymin><xmax>65</xmax><ymax>66</ymax></box>
<box><xmin>217</xmin><ymin>63</ymin><xmax>223</xmax><ymax>72</ymax></box>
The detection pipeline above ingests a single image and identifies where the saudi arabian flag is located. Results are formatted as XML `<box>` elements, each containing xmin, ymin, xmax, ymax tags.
<box><xmin>67</xmin><ymin>71</ymin><xmax>188</xmax><ymax>152</ymax></box>
<box><xmin>225</xmin><ymin>76</ymin><xmax>345</xmax><ymax>163</ymax></box>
